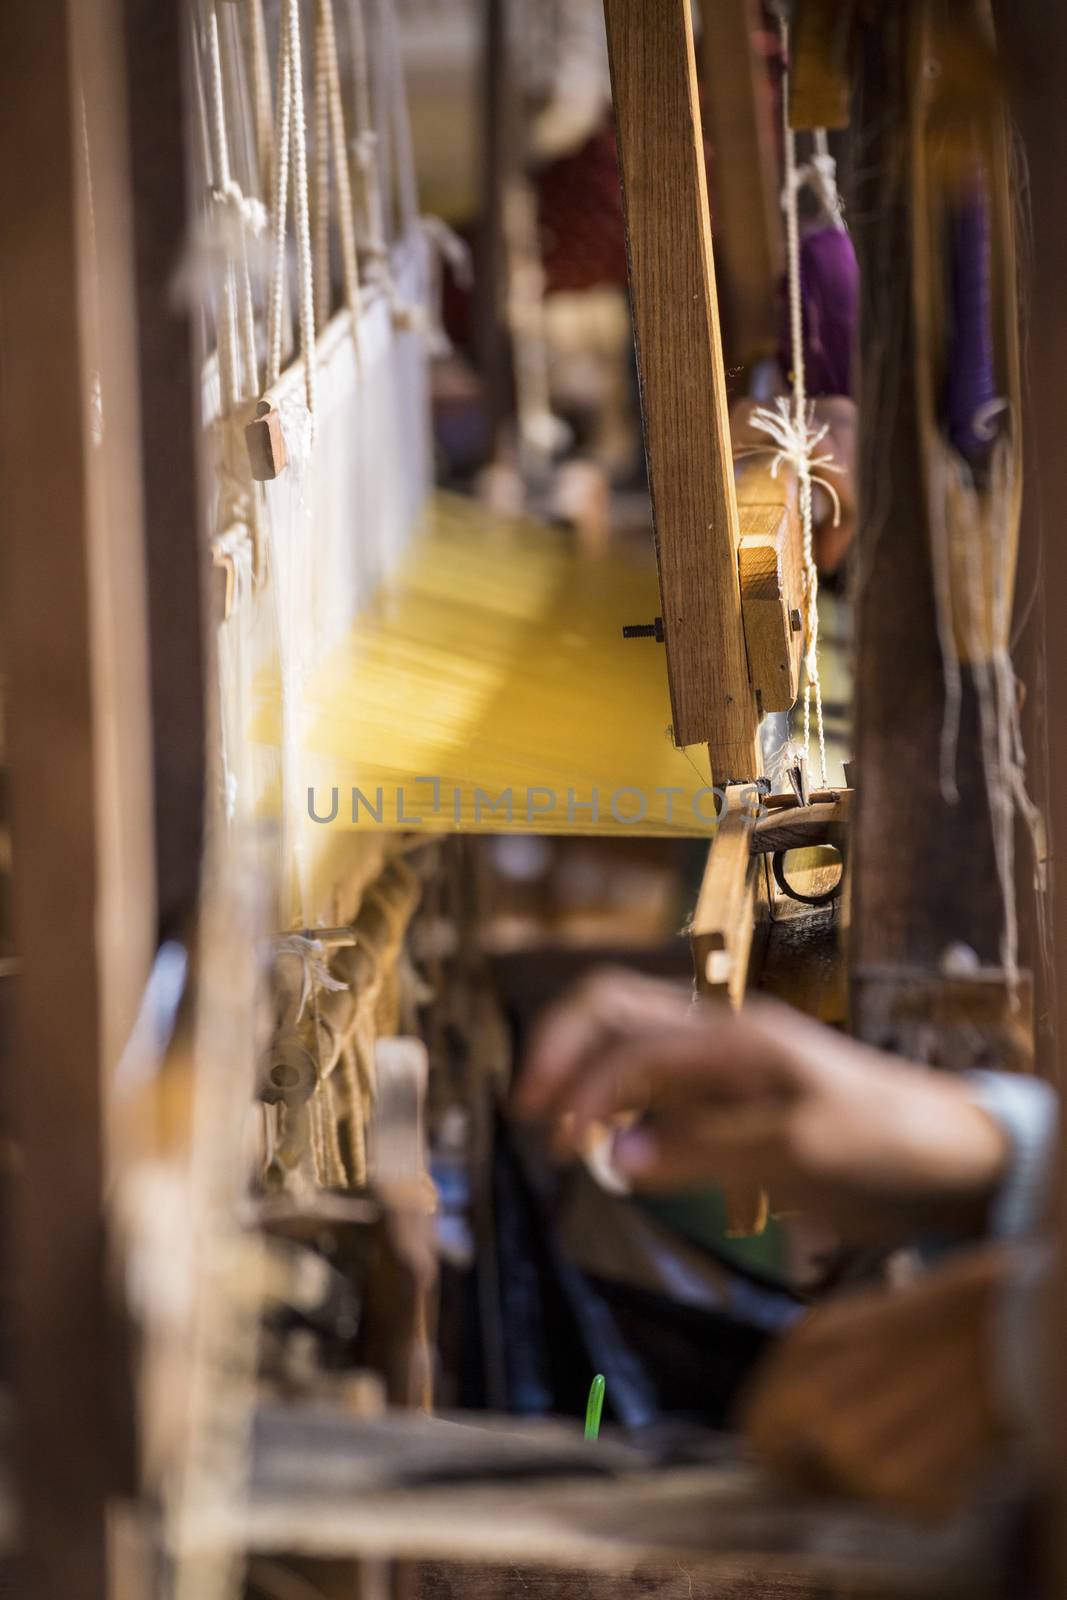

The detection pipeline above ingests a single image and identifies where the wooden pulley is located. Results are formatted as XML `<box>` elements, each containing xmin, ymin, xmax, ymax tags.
<box><xmin>260</xmin><ymin>1034</ymin><xmax>318</xmax><ymax>1107</ymax></box>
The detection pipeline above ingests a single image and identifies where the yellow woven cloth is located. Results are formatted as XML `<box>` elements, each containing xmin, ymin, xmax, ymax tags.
<box><xmin>259</xmin><ymin>493</ymin><xmax>719</xmax><ymax>837</ymax></box>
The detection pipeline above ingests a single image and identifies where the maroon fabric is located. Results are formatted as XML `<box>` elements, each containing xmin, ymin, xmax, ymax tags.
<box><xmin>536</xmin><ymin>122</ymin><xmax>629</xmax><ymax>295</ymax></box>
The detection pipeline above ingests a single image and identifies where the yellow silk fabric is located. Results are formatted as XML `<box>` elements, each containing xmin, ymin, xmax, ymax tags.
<box><xmin>257</xmin><ymin>493</ymin><xmax>720</xmax><ymax>838</ymax></box>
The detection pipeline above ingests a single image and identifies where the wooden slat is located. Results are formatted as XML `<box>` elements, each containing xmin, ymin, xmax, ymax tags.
<box><xmin>690</xmin><ymin>787</ymin><xmax>770</xmax><ymax>1235</ymax></box>
<box><xmin>603</xmin><ymin>0</ymin><xmax>758</xmax><ymax>777</ymax></box>
<box><xmin>988</xmin><ymin>5</ymin><xmax>1067</xmax><ymax>1583</ymax></box>
<box><xmin>123</xmin><ymin>0</ymin><xmax>209</xmax><ymax>937</ymax></box>
<box><xmin>691</xmin><ymin>792</ymin><xmax>762</xmax><ymax>1005</ymax></box>
<box><xmin>737</xmin><ymin>505</ymin><xmax>804</xmax><ymax>713</ymax></box>
<box><xmin>0</xmin><ymin>6</ymin><xmax>113</xmax><ymax>1594</ymax></box>
<box><xmin>735</xmin><ymin>453</ymin><xmax>805</xmax><ymax>715</ymax></box>
<box><xmin>698</xmin><ymin>0</ymin><xmax>783</xmax><ymax>366</ymax></box>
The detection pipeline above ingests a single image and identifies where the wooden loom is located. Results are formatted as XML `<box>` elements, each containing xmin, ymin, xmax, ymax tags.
<box><xmin>602</xmin><ymin>0</ymin><xmax>1039</xmax><ymax>1193</ymax></box>
<box><xmin>599</xmin><ymin>0</ymin><xmax>854</xmax><ymax>1235</ymax></box>
<box><xmin>0</xmin><ymin>2</ymin><xmax>1060</xmax><ymax>1598</ymax></box>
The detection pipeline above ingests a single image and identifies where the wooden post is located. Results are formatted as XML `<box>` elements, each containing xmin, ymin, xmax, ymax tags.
<box><xmin>698</xmin><ymin>0</ymin><xmax>783</xmax><ymax>370</ymax></box>
<box><xmin>477</xmin><ymin>0</ymin><xmax>514</xmax><ymax>460</ymax></box>
<box><xmin>123</xmin><ymin>0</ymin><xmax>209</xmax><ymax>938</ymax></box>
<box><xmin>603</xmin><ymin>0</ymin><xmax>759</xmax><ymax>778</ymax></box>
<box><xmin>848</xmin><ymin>8</ymin><xmax>1013</xmax><ymax>1057</ymax></box>
<box><xmin>990</xmin><ymin>7</ymin><xmax>1067</xmax><ymax>1593</ymax></box>
<box><xmin>1</xmin><ymin>0</ymin><xmax>203</xmax><ymax>1590</ymax></box>
<box><xmin>0</xmin><ymin>3</ymin><xmax>136</xmax><ymax>1592</ymax></box>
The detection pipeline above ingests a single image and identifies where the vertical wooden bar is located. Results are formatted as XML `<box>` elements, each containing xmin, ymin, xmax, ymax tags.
<box><xmin>477</xmin><ymin>0</ymin><xmax>513</xmax><ymax>460</ymax></box>
<box><xmin>0</xmin><ymin>6</ymin><xmax>112</xmax><ymax>1593</ymax></box>
<box><xmin>991</xmin><ymin>6</ymin><xmax>1067</xmax><ymax>1593</ymax></box>
<box><xmin>123</xmin><ymin>0</ymin><xmax>208</xmax><ymax>938</ymax></box>
<box><xmin>849</xmin><ymin>9</ymin><xmax>1007</xmax><ymax>1044</ymax></box>
<box><xmin>699</xmin><ymin>0</ymin><xmax>783</xmax><ymax>369</ymax></box>
<box><xmin>603</xmin><ymin>0</ymin><xmax>759</xmax><ymax>777</ymax></box>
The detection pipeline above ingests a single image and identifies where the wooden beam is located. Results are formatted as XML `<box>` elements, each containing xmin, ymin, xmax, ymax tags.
<box><xmin>0</xmin><ymin>5</ymin><xmax>114</xmax><ymax>1593</ymax></box>
<box><xmin>990</xmin><ymin>5</ymin><xmax>1067</xmax><ymax>1594</ymax></box>
<box><xmin>476</xmin><ymin>0</ymin><xmax>514</xmax><ymax>459</ymax></box>
<box><xmin>848</xmin><ymin>7</ymin><xmax>1015</xmax><ymax>1057</ymax></box>
<box><xmin>122</xmin><ymin>0</ymin><xmax>208</xmax><ymax>938</ymax></box>
<box><xmin>690</xmin><ymin>786</ymin><xmax>771</xmax><ymax>1235</ymax></box>
<box><xmin>698</xmin><ymin>0</ymin><xmax>783</xmax><ymax>367</ymax></box>
<box><xmin>603</xmin><ymin>0</ymin><xmax>759</xmax><ymax>777</ymax></box>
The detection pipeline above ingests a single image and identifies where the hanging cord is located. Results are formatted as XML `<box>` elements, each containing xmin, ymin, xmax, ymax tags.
<box><xmin>314</xmin><ymin>0</ymin><xmax>364</xmax><ymax>337</ymax></box>
<box><xmin>380</xmin><ymin>0</ymin><xmax>419</xmax><ymax>243</ymax></box>
<box><xmin>345</xmin><ymin>0</ymin><xmax>462</xmax><ymax>347</ymax></box>
<box><xmin>745</xmin><ymin>17</ymin><xmax>834</xmax><ymax>786</ymax></box>
<box><xmin>246</xmin><ymin>0</ymin><xmax>274</xmax><ymax>197</ymax></box>
<box><xmin>799</xmin><ymin>128</ymin><xmax>846</xmax><ymax>231</ymax></box>
<box><xmin>345</xmin><ymin>0</ymin><xmax>388</xmax><ymax>271</ymax></box>
<box><xmin>266</xmin><ymin>1</ymin><xmax>294</xmax><ymax>385</ymax></box>
<box><xmin>313</xmin><ymin>0</ymin><xmax>332</xmax><ymax>330</ymax></box>
<box><xmin>267</xmin><ymin>0</ymin><xmax>317</xmax><ymax>416</ymax></box>
<box><xmin>419</xmin><ymin>214</ymin><xmax>472</xmax><ymax>356</ymax></box>
<box><xmin>206</xmin><ymin>0</ymin><xmax>266</xmax><ymax>412</ymax></box>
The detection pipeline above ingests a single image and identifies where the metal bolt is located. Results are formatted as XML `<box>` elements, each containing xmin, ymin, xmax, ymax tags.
<box><xmin>622</xmin><ymin>616</ymin><xmax>665</xmax><ymax>642</ymax></box>
<box><xmin>789</xmin><ymin>607</ymin><xmax>803</xmax><ymax>633</ymax></box>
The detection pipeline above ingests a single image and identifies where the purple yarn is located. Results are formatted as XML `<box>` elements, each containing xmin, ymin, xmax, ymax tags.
<box><xmin>778</xmin><ymin>224</ymin><xmax>860</xmax><ymax>398</ymax></box>
<box><xmin>944</xmin><ymin>179</ymin><xmax>998</xmax><ymax>467</ymax></box>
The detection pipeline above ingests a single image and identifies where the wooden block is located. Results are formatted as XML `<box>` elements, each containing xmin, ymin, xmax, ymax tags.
<box><xmin>737</xmin><ymin>489</ymin><xmax>805</xmax><ymax>711</ymax></box>
<box><xmin>851</xmin><ymin>966</ymin><xmax>1033</xmax><ymax>1074</ymax></box>
<box><xmin>790</xmin><ymin>0</ymin><xmax>856</xmax><ymax>132</ymax></box>
<box><xmin>751</xmin><ymin>792</ymin><xmax>851</xmax><ymax>855</ymax></box>
<box><xmin>245</xmin><ymin>400</ymin><xmax>287</xmax><ymax>481</ymax></box>
<box><xmin>603</xmin><ymin>0</ymin><xmax>758</xmax><ymax>776</ymax></box>
<box><xmin>691</xmin><ymin>786</ymin><xmax>762</xmax><ymax>1006</ymax></box>
<box><xmin>690</xmin><ymin>787</ymin><xmax>770</xmax><ymax>1236</ymax></box>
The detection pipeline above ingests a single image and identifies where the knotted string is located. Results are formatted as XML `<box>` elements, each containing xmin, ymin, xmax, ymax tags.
<box><xmin>742</xmin><ymin>16</ymin><xmax>843</xmax><ymax>787</ymax></box>
<box><xmin>277</xmin><ymin>933</ymin><xmax>349</xmax><ymax>1022</ymax></box>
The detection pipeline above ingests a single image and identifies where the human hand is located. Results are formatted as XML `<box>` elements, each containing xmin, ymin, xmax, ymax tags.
<box><xmin>513</xmin><ymin>969</ymin><xmax>1008</xmax><ymax>1242</ymax></box>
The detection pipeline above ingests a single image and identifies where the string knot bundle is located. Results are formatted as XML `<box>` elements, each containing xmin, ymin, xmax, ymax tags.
<box><xmin>277</xmin><ymin>933</ymin><xmax>349</xmax><ymax>1022</ymax></box>
<box><xmin>789</xmin><ymin>130</ymin><xmax>846</xmax><ymax>232</ymax></box>
<box><xmin>209</xmin><ymin>179</ymin><xmax>268</xmax><ymax>247</ymax></box>
<box><xmin>741</xmin><ymin>396</ymin><xmax>842</xmax><ymax>778</ymax></box>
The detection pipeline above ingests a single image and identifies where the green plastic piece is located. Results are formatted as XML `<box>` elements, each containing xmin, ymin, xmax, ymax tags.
<box><xmin>584</xmin><ymin>1373</ymin><xmax>606</xmax><ymax>1441</ymax></box>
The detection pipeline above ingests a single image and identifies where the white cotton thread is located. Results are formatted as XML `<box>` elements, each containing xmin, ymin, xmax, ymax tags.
<box><xmin>318</xmin><ymin>0</ymin><xmax>364</xmax><ymax>334</ymax></box>
<box><xmin>265</xmin><ymin>0</ymin><xmax>317</xmax><ymax>415</ymax></box>
<box><xmin>206</xmin><ymin>0</ymin><xmax>262</xmax><ymax>409</ymax></box>
<box><xmin>267</xmin><ymin>12</ymin><xmax>294</xmax><ymax>386</ymax></box>
<box><xmin>277</xmin><ymin>933</ymin><xmax>350</xmax><ymax>1022</ymax></box>
<box><xmin>745</xmin><ymin>17</ymin><xmax>833</xmax><ymax>787</ymax></box>
<box><xmin>286</xmin><ymin>0</ymin><xmax>317</xmax><ymax>420</ymax></box>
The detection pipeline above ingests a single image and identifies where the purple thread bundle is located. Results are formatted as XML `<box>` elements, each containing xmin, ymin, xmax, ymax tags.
<box><xmin>779</xmin><ymin>224</ymin><xmax>860</xmax><ymax>398</ymax></box>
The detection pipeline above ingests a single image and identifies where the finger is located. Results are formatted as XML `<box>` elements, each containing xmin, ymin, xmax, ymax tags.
<box><xmin>514</xmin><ymin>967</ymin><xmax>697</xmax><ymax>1121</ymax></box>
<box><xmin>610</xmin><ymin>1107</ymin><xmax>792</xmax><ymax>1191</ymax></box>
<box><xmin>556</xmin><ymin>1017</ymin><xmax>797</xmax><ymax>1141</ymax></box>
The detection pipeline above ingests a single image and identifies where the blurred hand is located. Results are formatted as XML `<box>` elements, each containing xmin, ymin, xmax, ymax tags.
<box><xmin>740</xmin><ymin>1244</ymin><xmax>1013</xmax><ymax>1514</ymax></box>
<box><xmin>513</xmin><ymin>969</ymin><xmax>1008</xmax><ymax>1242</ymax></box>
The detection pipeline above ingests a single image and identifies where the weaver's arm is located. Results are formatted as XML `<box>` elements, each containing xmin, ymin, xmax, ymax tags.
<box><xmin>513</xmin><ymin>967</ymin><xmax>1056</xmax><ymax>1245</ymax></box>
